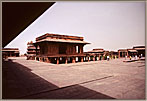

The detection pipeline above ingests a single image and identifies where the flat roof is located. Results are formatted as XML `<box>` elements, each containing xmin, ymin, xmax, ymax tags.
<box><xmin>2</xmin><ymin>48</ymin><xmax>19</xmax><ymax>52</ymax></box>
<box><xmin>87</xmin><ymin>50</ymin><xmax>104</xmax><ymax>53</ymax></box>
<box><xmin>133</xmin><ymin>48</ymin><xmax>145</xmax><ymax>50</ymax></box>
<box><xmin>118</xmin><ymin>49</ymin><xmax>127</xmax><ymax>51</ymax></box>
<box><xmin>27</xmin><ymin>46</ymin><xmax>39</xmax><ymax>49</ymax></box>
<box><xmin>35</xmin><ymin>38</ymin><xmax>90</xmax><ymax>44</ymax></box>
<box><xmin>93</xmin><ymin>48</ymin><xmax>104</xmax><ymax>50</ymax></box>
<box><xmin>133</xmin><ymin>46</ymin><xmax>145</xmax><ymax>48</ymax></box>
<box><xmin>36</xmin><ymin>33</ymin><xmax>84</xmax><ymax>41</ymax></box>
<box><xmin>128</xmin><ymin>50</ymin><xmax>138</xmax><ymax>52</ymax></box>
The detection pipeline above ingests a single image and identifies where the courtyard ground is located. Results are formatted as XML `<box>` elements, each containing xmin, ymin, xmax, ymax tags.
<box><xmin>2</xmin><ymin>57</ymin><xmax>145</xmax><ymax>99</ymax></box>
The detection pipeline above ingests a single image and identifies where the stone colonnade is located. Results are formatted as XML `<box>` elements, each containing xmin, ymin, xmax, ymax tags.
<box><xmin>36</xmin><ymin>56</ymin><xmax>77</xmax><ymax>64</ymax></box>
<box><xmin>35</xmin><ymin>56</ymin><xmax>97</xmax><ymax>64</ymax></box>
<box><xmin>118</xmin><ymin>51</ymin><xmax>128</xmax><ymax>58</ymax></box>
<box><xmin>35</xmin><ymin>54</ymin><xmax>118</xmax><ymax>64</ymax></box>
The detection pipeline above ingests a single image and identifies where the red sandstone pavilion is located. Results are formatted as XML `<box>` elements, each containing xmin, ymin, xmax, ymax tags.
<box><xmin>32</xmin><ymin>33</ymin><xmax>90</xmax><ymax>64</ymax></box>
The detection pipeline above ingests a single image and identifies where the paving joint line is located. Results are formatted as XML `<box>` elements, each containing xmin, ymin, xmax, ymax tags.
<box><xmin>17</xmin><ymin>75</ymin><xmax>113</xmax><ymax>99</ymax></box>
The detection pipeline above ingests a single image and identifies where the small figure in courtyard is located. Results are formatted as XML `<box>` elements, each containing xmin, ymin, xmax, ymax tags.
<box><xmin>129</xmin><ymin>56</ymin><xmax>132</xmax><ymax>60</ymax></box>
<box><xmin>107</xmin><ymin>55</ymin><xmax>110</xmax><ymax>61</ymax></box>
<box><xmin>139</xmin><ymin>55</ymin><xmax>141</xmax><ymax>59</ymax></box>
<box><xmin>135</xmin><ymin>55</ymin><xmax>138</xmax><ymax>60</ymax></box>
<box><xmin>125</xmin><ymin>55</ymin><xmax>127</xmax><ymax>60</ymax></box>
<box><xmin>141</xmin><ymin>54</ymin><xmax>143</xmax><ymax>58</ymax></box>
<box><xmin>106</xmin><ymin>56</ymin><xmax>107</xmax><ymax>60</ymax></box>
<box><xmin>110</xmin><ymin>56</ymin><xmax>112</xmax><ymax>59</ymax></box>
<box><xmin>115</xmin><ymin>55</ymin><xmax>117</xmax><ymax>59</ymax></box>
<box><xmin>101</xmin><ymin>56</ymin><xmax>103</xmax><ymax>60</ymax></box>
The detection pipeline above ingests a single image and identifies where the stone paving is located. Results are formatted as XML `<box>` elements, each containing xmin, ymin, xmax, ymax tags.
<box><xmin>2</xmin><ymin>57</ymin><xmax>145</xmax><ymax>99</ymax></box>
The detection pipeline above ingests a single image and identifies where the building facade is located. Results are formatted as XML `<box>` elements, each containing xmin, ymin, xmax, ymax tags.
<box><xmin>118</xmin><ymin>46</ymin><xmax>145</xmax><ymax>58</ymax></box>
<box><xmin>118</xmin><ymin>49</ymin><xmax>128</xmax><ymax>58</ymax></box>
<box><xmin>109</xmin><ymin>51</ymin><xmax>118</xmax><ymax>59</ymax></box>
<box><xmin>85</xmin><ymin>48</ymin><xmax>105</xmax><ymax>61</ymax></box>
<box><xmin>33</xmin><ymin>33</ymin><xmax>90</xmax><ymax>64</ymax></box>
<box><xmin>2</xmin><ymin>48</ymin><xmax>19</xmax><ymax>59</ymax></box>
<box><xmin>27</xmin><ymin>41</ymin><xmax>40</xmax><ymax>60</ymax></box>
<box><xmin>133</xmin><ymin>46</ymin><xmax>145</xmax><ymax>57</ymax></box>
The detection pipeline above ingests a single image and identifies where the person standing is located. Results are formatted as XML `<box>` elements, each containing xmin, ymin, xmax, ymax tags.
<box><xmin>107</xmin><ymin>55</ymin><xmax>110</xmax><ymax>61</ymax></box>
<box><xmin>129</xmin><ymin>56</ymin><xmax>132</xmax><ymax>60</ymax></box>
<box><xmin>115</xmin><ymin>55</ymin><xmax>117</xmax><ymax>59</ymax></box>
<box><xmin>135</xmin><ymin>55</ymin><xmax>138</xmax><ymax>60</ymax></box>
<box><xmin>141</xmin><ymin>54</ymin><xmax>143</xmax><ymax>58</ymax></box>
<box><xmin>125</xmin><ymin>55</ymin><xmax>127</xmax><ymax>60</ymax></box>
<box><xmin>139</xmin><ymin>55</ymin><xmax>141</xmax><ymax>59</ymax></box>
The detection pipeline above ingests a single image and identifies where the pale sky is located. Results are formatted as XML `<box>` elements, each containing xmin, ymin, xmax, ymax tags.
<box><xmin>5</xmin><ymin>1</ymin><xmax>145</xmax><ymax>55</ymax></box>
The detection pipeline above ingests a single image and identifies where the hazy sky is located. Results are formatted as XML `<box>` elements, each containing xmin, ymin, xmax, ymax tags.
<box><xmin>5</xmin><ymin>1</ymin><xmax>145</xmax><ymax>55</ymax></box>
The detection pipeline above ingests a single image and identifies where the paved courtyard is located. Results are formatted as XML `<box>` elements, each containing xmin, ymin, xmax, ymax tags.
<box><xmin>2</xmin><ymin>57</ymin><xmax>145</xmax><ymax>99</ymax></box>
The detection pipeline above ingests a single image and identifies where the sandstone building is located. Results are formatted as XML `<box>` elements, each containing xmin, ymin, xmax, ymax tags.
<box><xmin>2</xmin><ymin>48</ymin><xmax>19</xmax><ymax>59</ymax></box>
<box><xmin>27</xmin><ymin>41</ymin><xmax>40</xmax><ymax>60</ymax></box>
<box><xmin>33</xmin><ymin>33</ymin><xmax>90</xmax><ymax>64</ymax></box>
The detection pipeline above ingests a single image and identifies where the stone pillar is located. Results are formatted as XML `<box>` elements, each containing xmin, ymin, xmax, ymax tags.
<box><xmin>78</xmin><ymin>45</ymin><xmax>83</xmax><ymax>53</ymax></box>
<box><xmin>57</xmin><ymin>57</ymin><xmax>59</xmax><ymax>64</ymax></box>
<box><xmin>102</xmin><ymin>55</ymin><xmax>105</xmax><ymax>60</ymax></box>
<box><xmin>72</xmin><ymin>57</ymin><xmax>76</xmax><ymax>63</ymax></box>
<box><xmin>65</xmin><ymin>57</ymin><xmax>68</xmax><ymax>64</ymax></box>
<box><xmin>88</xmin><ymin>56</ymin><xmax>90</xmax><ymax>62</ymax></box>
<box><xmin>93</xmin><ymin>56</ymin><xmax>95</xmax><ymax>61</ymax></box>
<box><xmin>118</xmin><ymin>51</ymin><xmax>120</xmax><ymax>58</ymax></box>
<box><xmin>99</xmin><ymin>55</ymin><xmax>100</xmax><ymax>60</ymax></box>
<box><xmin>81</xmin><ymin>57</ymin><xmax>84</xmax><ymax>62</ymax></box>
<box><xmin>127</xmin><ymin>51</ymin><xmax>129</xmax><ymax>57</ymax></box>
<box><xmin>80</xmin><ymin>45</ymin><xmax>83</xmax><ymax>53</ymax></box>
<box><xmin>46</xmin><ymin>57</ymin><xmax>51</xmax><ymax>63</ymax></box>
<box><xmin>40</xmin><ymin>57</ymin><xmax>42</xmax><ymax>62</ymax></box>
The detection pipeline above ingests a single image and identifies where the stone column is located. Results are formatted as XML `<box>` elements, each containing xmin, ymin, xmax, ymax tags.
<box><xmin>81</xmin><ymin>57</ymin><xmax>84</xmax><ymax>62</ymax></box>
<box><xmin>127</xmin><ymin>51</ymin><xmax>129</xmax><ymax>57</ymax></box>
<box><xmin>72</xmin><ymin>57</ymin><xmax>76</xmax><ymax>63</ymax></box>
<box><xmin>65</xmin><ymin>57</ymin><xmax>68</xmax><ymax>64</ymax></box>
<box><xmin>99</xmin><ymin>55</ymin><xmax>101</xmax><ymax>60</ymax></box>
<box><xmin>80</xmin><ymin>45</ymin><xmax>83</xmax><ymax>53</ymax></box>
<box><xmin>57</xmin><ymin>57</ymin><xmax>59</xmax><ymax>64</ymax></box>
<box><xmin>118</xmin><ymin>51</ymin><xmax>120</xmax><ymax>58</ymax></box>
<box><xmin>78</xmin><ymin>45</ymin><xmax>83</xmax><ymax>53</ymax></box>
<box><xmin>88</xmin><ymin>56</ymin><xmax>90</xmax><ymax>62</ymax></box>
<box><xmin>46</xmin><ymin>57</ymin><xmax>51</xmax><ymax>63</ymax></box>
<box><xmin>39</xmin><ymin>57</ymin><xmax>42</xmax><ymax>62</ymax></box>
<box><xmin>93</xmin><ymin>56</ymin><xmax>95</xmax><ymax>61</ymax></box>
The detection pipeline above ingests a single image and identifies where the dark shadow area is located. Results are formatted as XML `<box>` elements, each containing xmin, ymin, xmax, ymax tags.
<box><xmin>2</xmin><ymin>60</ymin><xmax>58</xmax><ymax>99</ymax></box>
<box><xmin>22</xmin><ymin>85</ymin><xmax>115</xmax><ymax>99</ymax></box>
<box><xmin>8</xmin><ymin>59</ymin><xmax>16</xmax><ymax>61</ymax></box>
<box><xmin>2</xmin><ymin>2</ymin><xmax>55</xmax><ymax>47</ymax></box>
<box><xmin>2</xmin><ymin>59</ymin><xmax>115</xmax><ymax>99</ymax></box>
